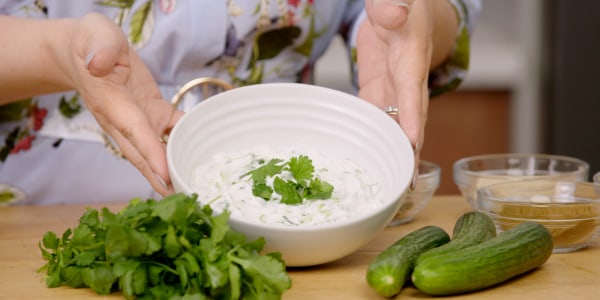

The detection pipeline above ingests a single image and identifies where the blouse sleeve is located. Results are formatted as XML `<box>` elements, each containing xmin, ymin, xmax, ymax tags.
<box><xmin>344</xmin><ymin>0</ymin><xmax>483</xmax><ymax>97</ymax></box>
<box><xmin>429</xmin><ymin>0</ymin><xmax>482</xmax><ymax>97</ymax></box>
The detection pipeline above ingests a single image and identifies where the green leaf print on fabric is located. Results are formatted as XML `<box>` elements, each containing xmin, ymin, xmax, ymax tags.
<box><xmin>249</xmin><ymin>26</ymin><xmax>302</xmax><ymax>68</ymax></box>
<box><xmin>97</xmin><ymin>0</ymin><xmax>136</xmax><ymax>26</ymax></box>
<box><xmin>0</xmin><ymin>99</ymin><xmax>31</xmax><ymax>123</ymax></box>
<box><xmin>0</xmin><ymin>127</ymin><xmax>19</xmax><ymax>162</ymax></box>
<box><xmin>247</xmin><ymin>62</ymin><xmax>264</xmax><ymax>85</ymax></box>
<box><xmin>430</xmin><ymin>77</ymin><xmax>464</xmax><ymax>98</ymax></box>
<box><xmin>446</xmin><ymin>26</ymin><xmax>470</xmax><ymax>70</ymax></box>
<box><xmin>129</xmin><ymin>1</ymin><xmax>153</xmax><ymax>47</ymax></box>
<box><xmin>96</xmin><ymin>0</ymin><xmax>136</xmax><ymax>8</ymax></box>
<box><xmin>294</xmin><ymin>19</ymin><xmax>314</xmax><ymax>57</ymax></box>
<box><xmin>429</xmin><ymin>25</ymin><xmax>471</xmax><ymax>98</ymax></box>
<box><xmin>97</xmin><ymin>0</ymin><xmax>134</xmax><ymax>27</ymax></box>
<box><xmin>59</xmin><ymin>93</ymin><xmax>82</xmax><ymax>119</ymax></box>
<box><xmin>0</xmin><ymin>99</ymin><xmax>47</xmax><ymax>160</ymax></box>
<box><xmin>294</xmin><ymin>4</ymin><xmax>321</xmax><ymax>57</ymax></box>
<box><xmin>97</xmin><ymin>0</ymin><xmax>154</xmax><ymax>49</ymax></box>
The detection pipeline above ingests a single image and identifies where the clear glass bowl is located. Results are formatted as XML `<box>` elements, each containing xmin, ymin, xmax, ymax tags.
<box><xmin>389</xmin><ymin>160</ymin><xmax>441</xmax><ymax>226</ymax></box>
<box><xmin>477</xmin><ymin>179</ymin><xmax>600</xmax><ymax>253</ymax></box>
<box><xmin>594</xmin><ymin>171</ymin><xmax>600</xmax><ymax>184</ymax></box>
<box><xmin>453</xmin><ymin>153</ymin><xmax>589</xmax><ymax>209</ymax></box>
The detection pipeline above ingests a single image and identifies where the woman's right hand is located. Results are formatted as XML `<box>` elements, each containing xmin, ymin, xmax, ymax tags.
<box><xmin>62</xmin><ymin>13</ymin><xmax>183</xmax><ymax>196</ymax></box>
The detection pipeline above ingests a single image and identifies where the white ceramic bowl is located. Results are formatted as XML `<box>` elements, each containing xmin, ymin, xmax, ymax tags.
<box><xmin>166</xmin><ymin>83</ymin><xmax>414</xmax><ymax>267</ymax></box>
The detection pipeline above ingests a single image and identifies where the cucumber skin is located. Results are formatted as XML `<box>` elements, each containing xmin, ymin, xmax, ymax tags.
<box><xmin>412</xmin><ymin>222</ymin><xmax>553</xmax><ymax>296</ymax></box>
<box><xmin>366</xmin><ymin>226</ymin><xmax>450</xmax><ymax>298</ymax></box>
<box><xmin>416</xmin><ymin>211</ymin><xmax>496</xmax><ymax>265</ymax></box>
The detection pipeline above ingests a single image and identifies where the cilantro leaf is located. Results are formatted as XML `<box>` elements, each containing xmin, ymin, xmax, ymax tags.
<box><xmin>71</xmin><ymin>224</ymin><xmax>94</xmax><ymax>247</ymax></box>
<box><xmin>245</xmin><ymin>159</ymin><xmax>284</xmax><ymax>184</ymax></box>
<box><xmin>287</xmin><ymin>155</ymin><xmax>314</xmax><ymax>183</ymax></box>
<box><xmin>252</xmin><ymin>182</ymin><xmax>273</xmax><ymax>200</ymax></box>
<box><xmin>79</xmin><ymin>208</ymin><xmax>101</xmax><ymax>229</ymax></box>
<box><xmin>42</xmin><ymin>231</ymin><xmax>59</xmax><ymax>251</ymax></box>
<box><xmin>62</xmin><ymin>266</ymin><xmax>85</xmax><ymax>288</ymax></box>
<box><xmin>273</xmin><ymin>177</ymin><xmax>303</xmax><ymax>205</ymax></box>
<box><xmin>305</xmin><ymin>178</ymin><xmax>334</xmax><ymax>200</ymax></box>
<box><xmin>247</xmin><ymin>155</ymin><xmax>335</xmax><ymax>205</ymax></box>
<box><xmin>164</xmin><ymin>225</ymin><xmax>181</xmax><ymax>258</ymax></box>
<box><xmin>231</xmin><ymin>254</ymin><xmax>292</xmax><ymax>297</ymax></box>
<box><xmin>81</xmin><ymin>264</ymin><xmax>116</xmax><ymax>295</ymax></box>
<box><xmin>74</xmin><ymin>251</ymin><xmax>98</xmax><ymax>267</ymax></box>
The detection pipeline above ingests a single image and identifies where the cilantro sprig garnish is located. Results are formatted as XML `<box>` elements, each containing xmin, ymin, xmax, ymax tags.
<box><xmin>245</xmin><ymin>155</ymin><xmax>334</xmax><ymax>205</ymax></box>
<box><xmin>37</xmin><ymin>193</ymin><xmax>291</xmax><ymax>299</ymax></box>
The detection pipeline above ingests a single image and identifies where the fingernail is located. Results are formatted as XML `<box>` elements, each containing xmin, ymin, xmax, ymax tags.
<box><xmin>413</xmin><ymin>139</ymin><xmax>421</xmax><ymax>152</ymax></box>
<box><xmin>410</xmin><ymin>164</ymin><xmax>419</xmax><ymax>191</ymax></box>
<box><xmin>84</xmin><ymin>51</ymin><xmax>96</xmax><ymax>69</ymax></box>
<box><xmin>154</xmin><ymin>172</ymin><xmax>170</xmax><ymax>191</ymax></box>
<box><xmin>390</xmin><ymin>0</ymin><xmax>410</xmax><ymax>8</ymax></box>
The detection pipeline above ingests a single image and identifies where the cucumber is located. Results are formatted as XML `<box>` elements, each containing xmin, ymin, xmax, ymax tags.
<box><xmin>366</xmin><ymin>226</ymin><xmax>450</xmax><ymax>297</ymax></box>
<box><xmin>412</xmin><ymin>221</ymin><xmax>553</xmax><ymax>296</ymax></box>
<box><xmin>416</xmin><ymin>211</ymin><xmax>496</xmax><ymax>264</ymax></box>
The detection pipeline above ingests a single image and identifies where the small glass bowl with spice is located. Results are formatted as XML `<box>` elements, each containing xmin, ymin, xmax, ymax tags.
<box><xmin>477</xmin><ymin>179</ymin><xmax>600</xmax><ymax>253</ymax></box>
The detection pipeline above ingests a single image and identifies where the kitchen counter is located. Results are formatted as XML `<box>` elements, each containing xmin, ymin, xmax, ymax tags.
<box><xmin>1</xmin><ymin>195</ymin><xmax>598</xmax><ymax>299</ymax></box>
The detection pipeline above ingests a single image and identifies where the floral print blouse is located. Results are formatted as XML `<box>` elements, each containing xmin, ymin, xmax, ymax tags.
<box><xmin>0</xmin><ymin>0</ymin><xmax>481</xmax><ymax>204</ymax></box>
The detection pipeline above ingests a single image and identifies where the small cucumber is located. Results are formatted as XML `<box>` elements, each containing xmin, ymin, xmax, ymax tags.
<box><xmin>416</xmin><ymin>211</ymin><xmax>496</xmax><ymax>264</ymax></box>
<box><xmin>366</xmin><ymin>226</ymin><xmax>450</xmax><ymax>297</ymax></box>
<box><xmin>412</xmin><ymin>221</ymin><xmax>553</xmax><ymax>296</ymax></box>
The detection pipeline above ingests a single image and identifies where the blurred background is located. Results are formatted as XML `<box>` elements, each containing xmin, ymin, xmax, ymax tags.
<box><xmin>314</xmin><ymin>0</ymin><xmax>600</xmax><ymax>194</ymax></box>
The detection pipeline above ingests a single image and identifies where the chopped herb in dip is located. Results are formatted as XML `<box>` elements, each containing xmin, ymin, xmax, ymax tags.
<box><xmin>190</xmin><ymin>146</ymin><xmax>383</xmax><ymax>227</ymax></box>
<box><xmin>244</xmin><ymin>155</ymin><xmax>334</xmax><ymax>205</ymax></box>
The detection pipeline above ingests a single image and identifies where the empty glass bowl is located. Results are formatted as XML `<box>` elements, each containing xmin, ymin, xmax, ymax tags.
<box><xmin>477</xmin><ymin>179</ymin><xmax>600</xmax><ymax>253</ymax></box>
<box><xmin>454</xmin><ymin>153</ymin><xmax>589</xmax><ymax>209</ymax></box>
<box><xmin>389</xmin><ymin>160</ymin><xmax>441</xmax><ymax>226</ymax></box>
<box><xmin>594</xmin><ymin>171</ymin><xmax>600</xmax><ymax>184</ymax></box>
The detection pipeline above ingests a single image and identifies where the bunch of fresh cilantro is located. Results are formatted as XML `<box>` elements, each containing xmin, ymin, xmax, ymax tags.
<box><xmin>245</xmin><ymin>155</ymin><xmax>334</xmax><ymax>205</ymax></box>
<box><xmin>37</xmin><ymin>193</ymin><xmax>291</xmax><ymax>299</ymax></box>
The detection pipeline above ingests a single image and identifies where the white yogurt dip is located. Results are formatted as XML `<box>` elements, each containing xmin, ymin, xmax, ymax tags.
<box><xmin>190</xmin><ymin>146</ymin><xmax>383</xmax><ymax>227</ymax></box>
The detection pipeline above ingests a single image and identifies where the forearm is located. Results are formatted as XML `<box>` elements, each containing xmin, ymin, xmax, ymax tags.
<box><xmin>0</xmin><ymin>16</ymin><xmax>75</xmax><ymax>104</ymax></box>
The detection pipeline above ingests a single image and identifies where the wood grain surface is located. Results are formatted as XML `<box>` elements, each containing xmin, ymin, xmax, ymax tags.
<box><xmin>1</xmin><ymin>195</ymin><xmax>598</xmax><ymax>300</ymax></box>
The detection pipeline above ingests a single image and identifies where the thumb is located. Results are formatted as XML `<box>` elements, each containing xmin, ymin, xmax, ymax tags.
<box><xmin>366</xmin><ymin>0</ymin><xmax>414</xmax><ymax>31</ymax></box>
<box><xmin>78</xmin><ymin>13</ymin><xmax>129</xmax><ymax>77</ymax></box>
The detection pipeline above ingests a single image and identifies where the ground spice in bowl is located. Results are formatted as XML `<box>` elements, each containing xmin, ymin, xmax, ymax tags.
<box><xmin>494</xmin><ymin>202</ymin><xmax>600</xmax><ymax>252</ymax></box>
<box><xmin>477</xmin><ymin>179</ymin><xmax>600</xmax><ymax>253</ymax></box>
